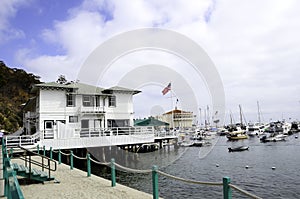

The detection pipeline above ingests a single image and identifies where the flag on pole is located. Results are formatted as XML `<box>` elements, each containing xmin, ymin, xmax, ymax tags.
<box><xmin>162</xmin><ymin>83</ymin><xmax>171</xmax><ymax>95</ymax></box>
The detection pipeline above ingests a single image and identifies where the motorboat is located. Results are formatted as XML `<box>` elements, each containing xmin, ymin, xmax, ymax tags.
<box><xmin>227</xmin><ymin>128</ymin><xmax>248</xmax><ymax>141</ymax></box>
<box><xmin>228</xmin><ymin>146</ymin><xmax>249</xmax><ymax>152</ymax></box>
<box><xmin>246</xmin><ymin>123</ymin><xmax>265</xmax><ymax>137</ymax></box>
<box><xmin>260</xmin><ymin>133</ymin><xmax>287</xmax><ymax>143</ymax></box>
<box><xmin>179</xmin><ymin>141</ymin><xmax>194</xmax><ymax>147</ymax></box>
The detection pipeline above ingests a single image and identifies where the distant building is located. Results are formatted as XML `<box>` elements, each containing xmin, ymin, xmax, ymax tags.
<box><xmin>134</xmin><ymin>117</ymin><xmax>169</xmax><ymax>127</ymax></box>
<box><xmin>157</xmin><ymin>108</ymin><xmax>194</xmax><ymax>129</ymax></box>
<box><xmin>23</xmin><ymin>82</ymin><xmax>140</xmax><ymax>137</ymax></box>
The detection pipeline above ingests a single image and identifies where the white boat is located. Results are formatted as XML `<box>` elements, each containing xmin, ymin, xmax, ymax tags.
<box><xmin>179</xmin><ymin>141</ymin><xmax>194</xmax><ymax>147</ymax></box>
<box><xmin>260</xmin><ymin>133</ymin><xmax>287</xmax><ymax>142</ymax></box>
<box><xmin>246</xmin><ymin>123</ymin><xmax>265</xmax><ymax>137</ymax></box>
<box><xmin>227</xmin><ymin>127</ymin><xmax>248</xmax><ymax>141</ymax></box>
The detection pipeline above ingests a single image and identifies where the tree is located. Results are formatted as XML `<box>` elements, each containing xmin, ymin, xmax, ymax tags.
<box><xmin>56</xmin><ymin>75</ymin><xmax>67</xmax><ymax>84</ymax></box>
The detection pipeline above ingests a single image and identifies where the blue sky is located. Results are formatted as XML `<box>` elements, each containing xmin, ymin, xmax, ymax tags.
<box><xmin>1</xmin><ymin>1</ymin><xmax>82</xmax><ymax>66</ymax></box>
<box><xmin>1</xmin><ymin>0</ymin><xmax>300</xmax><ymax>123</ymax></box>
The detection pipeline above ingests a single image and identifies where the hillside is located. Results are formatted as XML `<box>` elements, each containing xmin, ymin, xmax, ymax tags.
<box><xmin>0</xmin><ymin>61</ymin><xmax>41</xmax><ymax>133</ymax></box>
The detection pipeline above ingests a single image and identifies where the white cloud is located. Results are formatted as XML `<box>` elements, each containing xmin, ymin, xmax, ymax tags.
<box><xmin>0</xmin><ymin>0</ymin><xmax>28</xmax><ymax>43</ymax></box>
<box><xmin>12</xmin><ymin>0</ymin><xmax>300</xmax><ymax>121</ymax></box>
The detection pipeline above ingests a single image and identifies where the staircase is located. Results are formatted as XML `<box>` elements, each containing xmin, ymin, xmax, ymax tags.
<box><xmin>12</xmin><ymin>163</ymin><xmax>54</xmax><ymax>182</ymax></box>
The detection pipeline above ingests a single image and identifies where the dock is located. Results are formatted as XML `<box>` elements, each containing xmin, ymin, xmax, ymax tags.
<box><xmin>11</xmin><ymin>157</ymin><xmax>155</xmax><ymax>199</ymax></box>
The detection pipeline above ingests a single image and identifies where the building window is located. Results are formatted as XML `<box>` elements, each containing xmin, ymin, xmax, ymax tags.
<box><xmin>95</xmin><ymin>96</ymin><xmax>100</xmax><ymax>107</ymax></box>
<box><xmin>81</xmin><ymin>120</ymin><xmax>89</xmax><ymax>129</ymax></box>
<box><xmin>45</xmin><ymin>121</ymin><xmax>53</xmax><ymax>129</ymax></box>
<box><xmin>83</xmin><ymin>95</ymin><xmax>95</xmax><ymax>107</ymax></box>
<box><xmin>107</xmin><ymin>119</ymin><xmax>129</xmax><ymax>127</ymax></box>
<box><xmin>108</xmin><ymin>96</ymin><xmax>116</xmax><ymax>107</ymax></box>
<box><xmin>69</xmin><ymin>116</ymin><xmax>78</xmax><ymax>123</ymax></box>
<box><xmin>66</xmin><ymin>94</ymin><xmax>76</xmax><ymax>107</ymax></box>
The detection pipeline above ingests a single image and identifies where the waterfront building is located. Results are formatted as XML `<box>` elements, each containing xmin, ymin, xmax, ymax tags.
<box><xmin>23</xmin><ymin>81</ymin><xmax>140</xmax><ymax>137</ymax></box>
<box><xmin>157</xmin><ymin>108</ymin><xmax>194</xmax><ymax>129</ymax></box>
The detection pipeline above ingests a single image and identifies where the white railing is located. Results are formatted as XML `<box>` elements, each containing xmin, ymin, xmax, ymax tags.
<box><xmin>80</xmin><ymin>106</ymin><xmax>105</xmax><ymax>113</ymax></box>
<box><xmin>5</xmin><ymin>132</ymin><xmax>40</xmax><ymax>147</ymax></box>
<box><xmin>79</xmin><ymin>126</ymin><xmax>154</xmax><ymax>138</ymax></box>
<box><xmin>5</xmin><ymin>126</ymin><xmax>156</xmax><ymax>149</ymax></box>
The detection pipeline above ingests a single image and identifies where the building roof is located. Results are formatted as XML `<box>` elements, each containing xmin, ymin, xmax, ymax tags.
<box><xmin>163</xmin><ymin>109</ymin><xmax>193</xmax><ymax>115</ymax></box>
<box><xmin>103</xmin><ymin>86</ymin><xmax>141</xmax><ymax>95</ymax></box>
<box><xmin>134</xmin><ymin>117</ymin><xmax>169</xmax><ymax>126</ymax></box>
<box><xmin>32</xmin><ymin>82</ymin><xmax>140</xmax><ymax>95</ymax></box>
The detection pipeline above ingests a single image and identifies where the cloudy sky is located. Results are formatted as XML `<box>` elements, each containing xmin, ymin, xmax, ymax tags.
<box><xmin>1</xmin><ymin>0</ymin><xmax>300</xmax><ymax>124</ymax></box>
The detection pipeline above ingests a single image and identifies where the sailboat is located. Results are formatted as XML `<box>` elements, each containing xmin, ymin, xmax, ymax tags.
<box><xmin>246</xmin><ymin>101</ymin><xmax>265</xmax><ymax>137</ymax></box>
<box><xmin>226</xmin><ymin>105</ymin><xmax>248</xmax><ymax>140</ymax></box>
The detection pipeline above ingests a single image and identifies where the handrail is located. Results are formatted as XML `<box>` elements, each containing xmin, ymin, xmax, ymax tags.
<box><xmin>2</xmin><ymin>139</ymin><xmax>25</xmax><ymax>199</ymax></box>
<box><xmin>15</xmin><ymin>145</ymin><xmax>57</xmax><ymax>180</ymax></box>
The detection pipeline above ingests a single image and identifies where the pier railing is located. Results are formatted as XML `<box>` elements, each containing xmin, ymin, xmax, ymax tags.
<box><xmin>39</xmin><ymin>145</ymin><xmax>262</xmax><ymax>199</ymax></box>
<box><xmin>4</xmin><ymin>126</ymin><xmax>156</xmax><ymax>148</ymax></box>
<box><xmin>1</xmin><ymin>139</ymin><xmax>24</xmax><ymax>199</ymax></box>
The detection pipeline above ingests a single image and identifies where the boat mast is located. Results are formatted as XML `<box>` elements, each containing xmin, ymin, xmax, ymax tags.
<box><xmin>230</xmin><ymin>111</ymin><xmax>233</xmax><ymax>125</ymax></box>
<box><xmin>239</xmin><ymin>104</ymin><xmax>243</xmax><ymax>126</ymax></box>
<box><xmin>207</xmin><ymin>105</ymin><xmax>210</xmax><ymax>127</ymax></box>
<box><xmin>257</xmin><ymin>101</ymin><xmax>261</xmax><ymax>124</ymax></box>
<box><xmin>199</xmin><ymin>108</ymin><xmax>202</xmax><ymax>127</ymax></box>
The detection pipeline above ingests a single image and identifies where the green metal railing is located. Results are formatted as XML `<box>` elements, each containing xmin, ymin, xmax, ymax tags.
<box><xmin>2</xmin><ymin>139</ymin><xmax>24</xmax><ymax>199</ymax></box>
<box><xmin>41</xmin><ymin>145</ymin><xmax>262</xmax><ymax>199</ymax></box>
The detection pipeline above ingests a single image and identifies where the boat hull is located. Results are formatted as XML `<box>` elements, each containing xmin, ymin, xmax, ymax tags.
<box><xmin>228</xmin><ymin>146</ymin><xmax>249</xmax><ymax>152</ymax></box>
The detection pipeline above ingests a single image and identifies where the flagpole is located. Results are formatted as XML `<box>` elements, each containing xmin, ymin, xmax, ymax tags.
<box><xmin>170</xmin><ymin>82</ymin><xmax>174</xmax><ymax>129</ymax></box>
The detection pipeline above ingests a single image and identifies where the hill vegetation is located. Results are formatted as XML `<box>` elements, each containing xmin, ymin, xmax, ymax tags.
<box><xmin>0</xmin><ymin>61</ymin><xmax>41</xmax><ymax>133</ymax></box>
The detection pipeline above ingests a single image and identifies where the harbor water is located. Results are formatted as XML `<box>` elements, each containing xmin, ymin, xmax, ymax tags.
<box><xmin>94</xmin><ymin>133</ymin><xmax>300</xmax><ymax>199</ymax></box>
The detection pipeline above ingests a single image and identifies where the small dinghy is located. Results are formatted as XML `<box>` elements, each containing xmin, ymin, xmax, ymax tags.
<box><xmin>228</xmin><ymin>146</ymin><xmax>249</xmax><ymax>152</ymax></box>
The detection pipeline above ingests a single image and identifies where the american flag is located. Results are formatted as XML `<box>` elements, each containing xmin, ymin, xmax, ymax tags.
<box><xmin>162</xmin><ymin>83</ymin><xmax>171</xmax><ymax>95</ymax></box>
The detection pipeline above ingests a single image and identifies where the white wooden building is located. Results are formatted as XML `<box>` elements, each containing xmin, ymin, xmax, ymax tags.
<box><xmin>23</xmin><ymin>82</ymin><xmax>140</xmax><ymax>137</ymax></box>
<box><xmin>7</xmin><ymin>82</ymin><xmax>156</xmax><ymax>149</ymax></box>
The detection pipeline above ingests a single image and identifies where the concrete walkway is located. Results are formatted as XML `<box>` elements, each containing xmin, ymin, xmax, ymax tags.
<box><xmin>11</xmin><ymin>157</ymin><xmax>155</xmax><ymax>199</ymax></box>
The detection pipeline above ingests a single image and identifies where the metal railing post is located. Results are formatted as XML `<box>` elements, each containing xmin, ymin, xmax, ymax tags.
<box><xmin>43</xmin><ymin>145</ymin><xmax>46</xmax><ymax>156</ymax></box>
<box><xmin>50</xmin><ymin>147</ymin><xmax>53</xmax><ymax>160</ymax></box>
<box><xmin>152</xmin><ymin>165</ymin><xmax>159</xmax><ymax>199</ymax></box>
<box><xmin>37</xmin><ymin>144</ymin><xmax>39</xmax><ymax>154</ymax></box>
<box><xmin>58</xmin><ymin>149</ymin><xmax>61</xmax><ymax>164</ymax></box>
<box><xmin>87</xmin><ymin>153</ymin><xmax>91</xmax><ymax>177</ymax></box>
<box><xmin>111</xmin><ymin>158</ymin><xmax>116</xmax><ymax>187</ymax></box>
<box><xmin>9</xmin><ymin>148</ymin><xmax>13</xmax><ymax>158</ymax></box>
<box><xmin>4</xmin><ymin>158</ymin><xmax>8</xmax><ymax>196</ymax></box>
<box><xmin>70</xmin><ymin>151</ymin><xmax>73</xmax><ymax>170</ymax></box>
<box><xmin>223</xmin><ymin>176</ymin><xmax>232</xmax><ymax>199</ymax></box>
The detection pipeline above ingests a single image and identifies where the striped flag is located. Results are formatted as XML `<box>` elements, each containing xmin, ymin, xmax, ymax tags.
<box><xmin>162</xmin><ymin>83</ymin><xmax>171</xmax><ymax>95</ymax></box>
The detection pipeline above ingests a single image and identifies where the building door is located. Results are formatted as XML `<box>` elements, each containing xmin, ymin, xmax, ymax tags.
<box><xmin>81</xmin><ymin>119</ymin><xmax>89</xmax><ymax>137</ymax></box>
<box><xmin>44</xmin><ymin>120</ymin><xmax>54</xmax><ymax>139</ymax></box>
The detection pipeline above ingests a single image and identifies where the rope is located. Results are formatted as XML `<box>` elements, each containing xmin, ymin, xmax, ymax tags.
<box><xmin>90</xmin><ymin>157</ymin><xmax>110</xmax><ymax>166</ymax></box>
<box><xmin>73</xmin><ymin>154</ymin><xmax>87</xmax><ymax>160</ymax></box>
<box><xmin>157</xmin><ymin>170</ymin><xmax>223</xmax><ymax>186</ymax></box>
<box><xmin>60</xmin><ymin>151</ymin><xmax>71</xmax><ymax>156</ymax></box>
<box><xmin>114</xmin><ymin>163</ymin><xmax>152</xmax><ymax>174</ymax></box>
<box><xmin>229</xmin><ymin>184</ymin><xmax>263</xmax><ymax>199</ymax></box>
<box><xmin>52</xmin><ymin>150</ymin><xmax>59</xmax><ymax>153</ymax></box>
